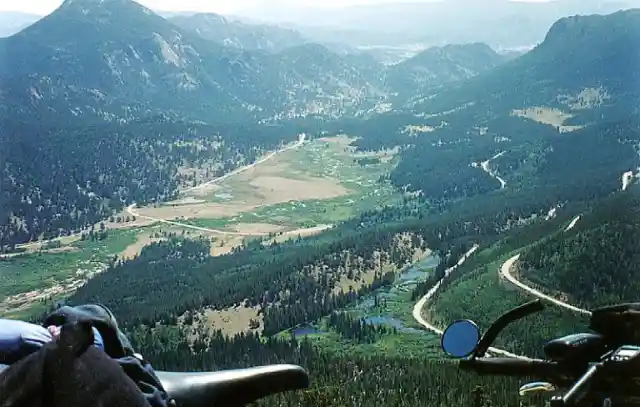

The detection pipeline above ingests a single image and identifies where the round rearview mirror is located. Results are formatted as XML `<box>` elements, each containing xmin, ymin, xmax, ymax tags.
<box><xmin>441</xmin><ymin>319</ymin><xmax>480</xmax><ymax>358</ymax></box>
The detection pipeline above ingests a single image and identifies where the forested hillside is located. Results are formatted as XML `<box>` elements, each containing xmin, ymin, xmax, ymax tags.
<box><xmin>68</xmin><ymin>221</ymin><xmax>461</xmax><ymax>332</ymax></box>
<box><xmin>4</xmin><ymin>7</ymin><xmax>640</xmax><ymax>407</ymax></box>
<box><xmin>131</xmin><ymin>329</ymin><xmax>525</xmax><ymax>407</ymax></box>
<box><xmin>409</xmin><ymin>9</ymin><xmax>640</xmax><ymax>118</ymax></box>
<box><xmin>336</xmin><ymin>9</ymin><xmax>640</xmax><ymax>209</ymax></box>
<box><xmin>519</xmin><ymin>186</ymin><xmax>640</xmax><ymax>309</ymax></box>
<box><xmin>0</xmin><ymin>0</ymin><xmax>387</xmax><ymax>125</ymax></box>
<box><xmin>385</xmin><ymin>42</ymin><xmax>508</xmax><ymax>98</ymax></box>
<box><xmin>390</xmin><ymin>116</ymin><xmax>640</xmax><ymax>203</ymax></box>
<box><xmin>0</xmin><ymin>119</ymin><xmax>302</xmax><ymax>250</ymax></box>
<box><xmin>56</xmin><ymin>197</ymin><xmax>562</xmax><ymax>405</ymax></box>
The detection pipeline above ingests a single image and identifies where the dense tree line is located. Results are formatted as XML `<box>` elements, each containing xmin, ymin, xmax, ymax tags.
<box><xmin>389</xmin><ymin>114</ymin><xmax>638</xmax><ymax>205</ymax></box>
<box><xmin>68</xmin><ymin>229</ymin><xmax>425</xmax><ymax>331</ymax></box>
<box><xmin>68</xmin><ymin>184</ymin><xmax>543</xmax><ymax>333</ymax></box>
<box><xmin>325</xmin><ymin>311</ymin><xmax>395</xmax><ymax>343</ymax></box>
<box><xmin>0</xmin><ymin>118</ymin><xmax>306</xmax><ymax>251</ymax></box>
<box><xmin>130</xmin><ymin>327</ymin><xmax>531</xmax><ymax>407</ymax></box>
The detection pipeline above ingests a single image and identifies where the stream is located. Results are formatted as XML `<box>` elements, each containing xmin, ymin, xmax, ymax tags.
<box><xmin>292</xmin><ymin>253</ymin><xmax>441</xmax><ymax>336</ymax></box>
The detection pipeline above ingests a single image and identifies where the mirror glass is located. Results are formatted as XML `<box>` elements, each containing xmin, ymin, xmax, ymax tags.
<box><xmin>441</xmin><ymin>319</ymin><xmax>480</xmax><ymax>358</ymax></box>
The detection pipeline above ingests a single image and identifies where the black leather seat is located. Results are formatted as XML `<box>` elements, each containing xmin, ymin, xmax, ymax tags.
<box><xmin>157</xmin><ymin>364</ymin><xmax>310</xmax><ymax>407</ymax></box>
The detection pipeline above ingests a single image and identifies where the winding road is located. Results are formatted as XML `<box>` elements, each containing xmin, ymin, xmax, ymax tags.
<box><xmin>499</xmin><ymin>215</ymin><xmax>591</xmax><ymax>316</ymax></box>
<box><xmin>474</xmin><ymin>151</ymin><xmax>507</xmax><ymax>189</ymax></box>
<box><xmin>411</xmin><ymin>245</ymin><xmax>529</xmax><ymax>359</ymax></box>
<box><xmin>412</xmin><ymin>214</ymin><xmax>589</xmax><ymax>358</ymax></box>
<box><xmin>127</xmin><ymin>203</ymin><xmax>332</xmax><ymax>238</ymax></box>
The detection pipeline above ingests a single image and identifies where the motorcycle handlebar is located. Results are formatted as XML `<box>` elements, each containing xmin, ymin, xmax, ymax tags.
<box><xmin>461</xmin><ymin>358</ymin><xmax>605</xmax><ymax>406</ymax></box>
<box><xmin>460</xmin><ymin>357</ymin><xmax>562</xmax><ymax>378</ymax></box>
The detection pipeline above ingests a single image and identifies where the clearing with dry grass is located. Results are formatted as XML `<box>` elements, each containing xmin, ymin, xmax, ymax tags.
<box><xmin>181</xmin><ymin>304</ymin><xmax>263</xmax><ymax>340</ymax></box>
<box><xmin>140</xmin><ymin>138</ymin><xmax>353</xmax><ymax>223</ymax></box>
<box><xmin>120</xmin><ymin>234</ymin><xmax>167</xmax><ymax>260</ymax></box>
<box><xmin>511</xmin><ymin>106</ymin><xmax>585</xmax><ymax>133</ymax></box>
<box><xmin>135</xmin><ymin>201</ymin><xmax>255</xmax><ymax>221</ymax></box>
<box><xmin>403</xmin><ymin>124</ymin><xmax>436</xmax><ymax>137</ymax></box>
<box><xmin>232</xmin><ymin>223</ymin><xmax>285</xmax><ymax>234</ymax></box>
<box><xmin>557</xmin><ymin>87</ymin><xmax>611</xmax><ymax>110</ymax></box>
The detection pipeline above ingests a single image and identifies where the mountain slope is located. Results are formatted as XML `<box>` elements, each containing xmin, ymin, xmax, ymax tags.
<box><xmin>0</xmin><ymin>0</ymin><xmax>264</xmax><ymax>123</ymax></box>
<box><xmin>411</xmin><ymin>9</ymin><xmax>640</xmax><ymax>119</ymax></box>
<box><xmin>169</xmin><ymin>13</ymin><xmax>309</xmax><ymax>52</ymax></box>
<box><xmin>362</xmin><ymin>9</ymin><xmax>640</xmax><ymax>212</ymax></box>
<box><xmin>0</xmin><ymin>0</ymin><xmax>387</xmax><ymax>124</ymax></box>
<box><xmin>238</xmin><ymin>0</ymin><xmax>640</xmax><ymax>49</ymax></box>
<box><xmin>385</xmin><ymin>42</ymin><xmax>508</xmax><ymax>97</ymax></box>
<box><xmin>0</xmin><ymin>11</ymin><xmax>41</xmax><ymax>37</ymax></box>
<box><xmin>0</xmin><ymin>118</ymin><xmax>305</xmax><ymax>250</ymax></box>
<box><xmin>518</xmin><ymin>186</ymin><xmax>640</xmax><ymax>309</ymax></box>
<box><xmin>265</xmin><ymin>44</ymin><xmax>386</xmax><ymax>119</ymax></box>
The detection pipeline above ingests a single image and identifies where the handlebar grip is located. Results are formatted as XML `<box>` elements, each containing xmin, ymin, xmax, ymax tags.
<box><xmin>461</xmin><ymin>357</ymin><xmax>560</xmax><ymax>377</ymax></box>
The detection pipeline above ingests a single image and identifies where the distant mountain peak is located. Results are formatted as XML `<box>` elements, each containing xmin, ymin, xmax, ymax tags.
<box><xmin>542</xmin><ymin>8</ymin><xmax>640</xmax><ymax>46</ymax></box>
<box><xmin>191</xmin><ymin>12</ymin><xmax>229</xmax><ymax>24</ymax></box>
<box><xmin>61</xmin><ymin>0</ymin><xmax>125</xmax><ymax>8</ymax></box>
<box><xmin>169</xmin><ymin>12</ymin><xmax>308</xmax><ymax>52</ymax></box>
<box><xmin>58</xmin><ymin>0</ymin><xmax>154</xmax><ymax>15</ymax></box>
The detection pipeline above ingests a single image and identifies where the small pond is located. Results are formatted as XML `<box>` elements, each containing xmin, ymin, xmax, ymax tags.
<box><xmin>215</xmin><ymin>192</ymin><xmax>234</xmax><ymax>200</ymax></box>
<box><xmin>292</xmin><ymin>324</ymin><xmax>328</xmax><ymax>336</ymax></box>
<box><xmin>363</xmin><ymin>316</ymin><xmax>425</xmax><ymax>334</ymax></box>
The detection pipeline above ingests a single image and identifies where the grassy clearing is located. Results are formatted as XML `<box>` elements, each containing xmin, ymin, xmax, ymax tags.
<box><xmin>170</xmin><ymin>136</ymin><xmax>400</xmax><ymax>232</ymax></box>
<box><xmin>511</xmin><ymin>107</ymin><xmax>585</xmax><ymax>133</ymax></box>
<box><xmin>308</xmin><ymin>330</ymin><xmax>442</xmax><ymax>358</ymax></box>
<box><xmin>0</xmin><ymin>228</ymin><xmax>139</xmax><ymax>319</ymax></box>
<box><xmin>282</xmin><ymin>252</ymin><xmax>440</xmax><ymax>357</ymax></box>
<box><xmin>180</xmin><ymin>305</ymin><xmax>263</xmax><ymax>341</ymax></box>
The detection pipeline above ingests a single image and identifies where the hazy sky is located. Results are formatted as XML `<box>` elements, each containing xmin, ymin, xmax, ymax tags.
<box><xmin>0</xmin><ymin>0</ymin><xmax>552</xmax><ymax>16</ymax></box>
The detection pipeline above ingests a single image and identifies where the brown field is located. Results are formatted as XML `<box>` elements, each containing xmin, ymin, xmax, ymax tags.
<box><xmin>120</xmin><ymin>234</ymin><xmax>167</xmax><ymax>260</ymax></box>
<box><xmin>182</xmin><ymin>304</ymin><xmax>263</xmax><ymax>339</ymax></box>
<box><xmin>140</xmin><ymin>138</ymin><xmax>352</xmax><ymax>221</ymax></box>
<box><xmin>511</xmin><ymin>106</ymin><xmax>585</xmax><ymax>133</ymax></box>
<box><xmin>249</xmin><ymin>175</ymin><xmax>348</xmax><ymax>202</ymax></box>
<box><xmin>162</xmin><ymin>197</ymin><xmax>206</xmax><ymax>206</ymax></box>
<box><xmin>135</xmin><ymin>202</ymin><xmax>255</xmax><ymax>221</ymax></box>
<box><xmin>232</xmin><ymin>223</ymin><xmax>285</xmax><ymax>234</ymax></box>
<box><xmin>210</xmin><ymin>235</ymin><xmax>245</xmax><ymax>256</ymax></box>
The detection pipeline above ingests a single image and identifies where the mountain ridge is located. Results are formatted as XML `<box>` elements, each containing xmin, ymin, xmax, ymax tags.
<box><xmin>409</xmin><ymin>8</ymin><xmax>640</xmax><ymax>120</ymax></box>
<box><xmin>385</xmin><ymin>42</ymin><xmax>509</xmax><ymax>97</ymax></box>
<box><xmin>169</xmin><ymin>12</ymin><xmax>310</xmax><ymax>52</ymax></box>
<box><xmin>0</xmin><ymin>0</ymin><xmax>388</xmax><ymax>124</ymax></box>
